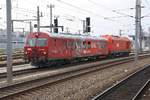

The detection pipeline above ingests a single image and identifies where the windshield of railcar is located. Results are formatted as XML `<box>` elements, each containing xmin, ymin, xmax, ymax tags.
<box><xmin>26</xmin><ymin>38</ymin><xmax>47</xmax><ymax>47</ymax></box>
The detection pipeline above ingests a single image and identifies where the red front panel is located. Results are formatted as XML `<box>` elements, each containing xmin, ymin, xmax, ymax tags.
<box><xmin>24</xmin><ymin>32</ymin><xmax>49</xmax><ymax>61</ymax></box>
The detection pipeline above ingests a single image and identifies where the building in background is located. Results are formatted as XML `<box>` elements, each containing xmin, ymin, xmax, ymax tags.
<box><xmin>0</xmin><ymin>29</ymin><xmax>27</xmax><ymax>49</ymax></box>
<box><xmin>0</xmin><ymin>29</ymin><xmax>26</xmax><ymax>43</ymax></box>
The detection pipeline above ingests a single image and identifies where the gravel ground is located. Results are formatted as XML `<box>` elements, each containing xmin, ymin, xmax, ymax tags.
<box><xmin>140</xmin><ymin>85</ymin><xmax>150</xmax><ymax>100</ymax></box>
<box><xmin>6</xmin><ymin>57</ymin><xmax>150</xmax><ymax>100</ymax></box>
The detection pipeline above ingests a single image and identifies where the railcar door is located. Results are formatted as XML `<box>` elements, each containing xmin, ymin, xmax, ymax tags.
<box><xmin>75</xmin><ymin>40</ymin><xmax>82</xmax><ymax>57</ymax></box>
<box><xmin>67</xmin><ymin>39</ymin><xmax>75</xmax><ymax>58</ymax></box>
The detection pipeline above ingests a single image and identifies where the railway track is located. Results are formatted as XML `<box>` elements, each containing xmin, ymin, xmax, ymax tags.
<box><xmin>0</xmin><ymin>67</ymin><xmax>38</xmax><ymax>80</ymax></box>
<box><xmin>0</xmin><ymin>53</ymin><xmax>149</xmax><ymax>80</ymax></box>
<box><xmin>0</xmin><ymin>52</ymin><xmax>24</xmax><ymax>67</ymax></box>
<box><xmin>0</xmin><ymin>59</ymin><xmax>25</xmax><ymax>68</ymax></box>
<box><xmin>132</xmin><ymin>80</ymin><xmax>150</xmax><ymax>100</ymax></box>
<box><xmin>0</xmin><ymin>53</ymin><xmax>23</xmax><ymax>61</ymax></box>
<box><xmin>92</xmin><ymin>64</ymin><xmax>150</xmax><ymax>100</ymax></box>
<box><xmin>0</xmin><ymin>56</ymin><xmax>130</xmax><ymax>81</ymax></box>
<box><xmin>0</xmin><ymin>54</ymin><xmax>150</xmax><ymax>99</ymax></box>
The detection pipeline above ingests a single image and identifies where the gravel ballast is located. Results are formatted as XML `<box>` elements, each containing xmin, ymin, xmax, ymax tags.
<box><xmin>6</xmin><ymin>57</ymin><xmax>150</xmax><ymax>100</ymax></box>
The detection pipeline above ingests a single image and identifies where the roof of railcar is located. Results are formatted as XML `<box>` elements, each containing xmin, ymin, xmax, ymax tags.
<box><xmin>31</xmin><ymin>32</ymin><xmax>107</xmax><ymax>41</ymax></box>
<box><xmin>101</xmin><ymin>35</ymin><xmax>130</xmax><ymax>41</ymax></box>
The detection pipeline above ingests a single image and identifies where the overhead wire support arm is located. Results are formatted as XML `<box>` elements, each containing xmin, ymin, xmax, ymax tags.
<box><xmin>112</xmin><ymin>10</ymin><xmax>135</xmax><ymax>18</ymax></box>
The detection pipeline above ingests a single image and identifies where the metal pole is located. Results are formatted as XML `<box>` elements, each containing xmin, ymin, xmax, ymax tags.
<box><xmin>23</xmin><ymin>28</ymin><xmax>25</xmax><ymax>33</ymax></box>
<box><xmin>37</xmin><ymin>6</ymin><xmax>40</xmax><ymax>33</ymax></box>
<box><xmin>29</xmin><ymin>21</ymin><xmax>32</xmax><ymax>33</ymax></box>
<box><xmin>149</xmin><ymin>27</ymin><xmax>150</xmax><ymax>51</ymax></box>
<box><xmin>50</xmin><ymin>4</ymin><xmax>52</xmax><ymax>33</ymax></box>
<box><xmin>6</xmin><ymin>0</ymin><xmax>13</xmax><ymax>84</ymax></box>
<box><xmin>139</xmin><ymin>3</ymin><xmax>142</xmax><ymax>52</ymax></box>
<box><xmin>139</xmin><ymin>25</ymin><xmax>142</xmax><ymax>52</ymax></box>
<box><xmin>11</xmin><ymin>20</ymin><xmax>14</xmax><ymax>32</ymax></box>
<box><xmin>135</xmin><ymin>0</ymin><xmax>141</xmax><ymax>64</ymax></box>
<box><xmin>140</xmin><ymin>25</ymin><xmax>143</xmax><ymax>51</ymax></box>
<box><xmin>119</xmin><ymin>30</ymin><xmax>122</xmax><ymax>36</ymax></box>
<box><xmin>83</xmin><ymin>20</ymin><xmax>86</xmax><ymax>33</ymax></box>
<box><xmin>49</xmin><ymin>4</ymin><xmax>54</xmax><ymax>33</ymax></box>
<box><xmin>66</xmin><ymin>27</ymin><xmax>69</xmax><ymax>33</ymax></box>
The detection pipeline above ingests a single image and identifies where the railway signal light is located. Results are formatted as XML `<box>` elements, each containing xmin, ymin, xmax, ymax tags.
<box><xmin>86</xmin><ymin>17</ymin><xmax>91</xmax><ymax>32</ymax></box>
<box><xmin>54</xmin><ymin>18</ymin><xmax>58</xmax><ymax>33</ymax></box>
<box><xmin>54</xmin><ymin>18</ymin><xmax>58</xmax><ymax>27</ymax></box>
<box><xmin>86</xmin><ymin>17</ymin><xmax>90</xmax><ymax>26</ymax></box>
<box><xmin>34</xmin><ymin>24</ymin><xmax>37</xmax><ymax>28</ymax></box>
<box><xmin>54</xmin><ymin>28</ymin><xmax>58</xmax><ymax>33</ymax></box>
<box><xmin>86</xmin><ymin>27</ymin><xmax>91</xmax><ymax>32</ymax></box>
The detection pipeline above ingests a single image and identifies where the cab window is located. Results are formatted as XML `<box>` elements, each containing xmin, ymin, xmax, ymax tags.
<box><xmin>37</xmin><ymin>38</ymin><xmax>47</xmax><ymax>47</ymax></box>
<box><xmin>27</xmin><ymin>38</ymin><xmax>47</xmax><ymax>47</ymax></box>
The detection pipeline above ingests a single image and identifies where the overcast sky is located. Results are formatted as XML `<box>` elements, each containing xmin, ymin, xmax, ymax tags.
<box><xmin>0</xmin><ymin>0</ymin><xmax>150</xmax><ymax>36</ymax></box>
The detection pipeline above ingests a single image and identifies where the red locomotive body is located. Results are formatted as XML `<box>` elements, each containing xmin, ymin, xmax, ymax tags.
<box><xmin>24</xmin><ymin>32</ymin><xmax>109</xmax><ymax>66</ymax></box>
<box><xmin>101</xmin><ymin>35</ymin><xmax>131</xmax><ymax>56</ymax></box>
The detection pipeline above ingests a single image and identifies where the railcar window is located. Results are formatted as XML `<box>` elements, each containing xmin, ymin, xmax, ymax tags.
<box><xmin>88</xmin><ymin>42</ymin><xmax>91</xmax><ymax>49</ymax></box>
<box><xmin>83</xmin><ymin>41</ymin><xmax>86</xmax><ymax>49</ymax></box>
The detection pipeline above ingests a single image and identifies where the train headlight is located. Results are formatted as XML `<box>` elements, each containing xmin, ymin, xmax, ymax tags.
<box><xmin>27</xmin><ymin>48</ymin><xmax>32</xmax><ymax>51</ymax></box>
<box><xmin>43</xmin><ymin>51</ymin><xmax>46</xmax><ymax>55</ymax></box>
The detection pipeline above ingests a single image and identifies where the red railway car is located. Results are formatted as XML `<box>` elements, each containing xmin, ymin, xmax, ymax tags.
<box><xmin>24</xmin><ymin>32</ymin><xmax>108</xmax><ymax>66</ymax></box>
<box><xmin>101</xmin><ymin>35</ymin><xmax>131</xmax><ymax>56</ymax></box>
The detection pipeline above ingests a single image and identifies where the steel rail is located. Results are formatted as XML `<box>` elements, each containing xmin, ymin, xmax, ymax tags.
<box><xmin>132</xmin><ymin>79</ymin><xmax>150</xmax><ymax>100</ymax></box>
<box><xmin>92</xmin><ymin>64</ymin><xmax>150</xmax><ymax>100</ymax></box>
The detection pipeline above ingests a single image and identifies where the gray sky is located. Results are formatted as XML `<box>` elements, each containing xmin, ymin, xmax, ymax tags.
<box><xmin>0</xmin><ymin>0</ymin><xmax>150</xmax><ymax>36</ymax></box>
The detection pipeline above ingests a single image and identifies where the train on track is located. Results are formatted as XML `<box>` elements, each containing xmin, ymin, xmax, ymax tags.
<box><xmin>24</xmin><ymin>32</ymin><xmax>131</xmax><ymax>67</ymax></box>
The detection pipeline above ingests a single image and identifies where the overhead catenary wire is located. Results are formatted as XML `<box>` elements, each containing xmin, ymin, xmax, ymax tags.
<box><xmin>2</xmin><ymin>0</ymin><xmax>146</xmax><ymax>34</ymax></box>
<box><xmin>56</xmin><ymin>0</ymin><xmax>131</xmax><ymax>26</ymax></box>
<box><xmin>88</xmin><ymin>0</ymin><xmax>135</xmax><ymax>18</ymax></box>
<box><xmin>57</xmin><ymin>0</ymin><xmax>104</xmax><ymax>18</ymax></box>
<box><xmin>0</xmin><ymin>0</ymin><xmax>134</xmax><ymax>30</ymax></box>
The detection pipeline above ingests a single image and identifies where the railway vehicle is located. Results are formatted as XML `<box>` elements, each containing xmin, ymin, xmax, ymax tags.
<box><xmin>101</xmin><ymin>35</ymin><xmax>131</xmax><ymax>56</ymax></box>
<box><xmin>24</xmin><ymin>32</ymin><xmax>109</xmax><ymax>66</ymax></box>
